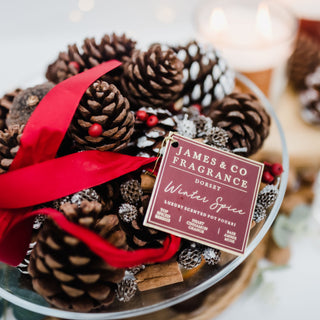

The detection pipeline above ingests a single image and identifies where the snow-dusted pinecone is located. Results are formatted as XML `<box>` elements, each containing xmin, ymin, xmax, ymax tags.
<box><xmin>176</xmin><ymin>114</ymin><xmax>197</xmax><ymax>139</ymax></box>
<box><xmin>118</xmin><ymin>178</ymin><xmax>167</xmax><ymax>249</ymax></box>
<box><xmin>202</xmin><ymin>247</ymin><xmax>221</xmax><ymax>266</ymax></box>
<box><xmin>171</xmin><ymin>40</ymin><xmax>235</xmax><ymax>109</ymax></box>
<box><xmin>178</xmin><ymin>243</ymin><xmax>203</xmax><ymax>269</ymax></box>
<box><xmin>115</xmin><ymin>277</ymin><xmax>138</xmax><ymax>302</ymax></box>
<box><xmin>257</xmin><ymin>185</ymin><xmax>279</xmax><ymax>208</ymax></box>
<box><xmin>125</xmin><ymin>107</ymin><xmax>177</xmax><ymax>157</ymax></box>
<box><xmin>118</xmin><ymin>203</ymin><xmax>138</xmax><ymax>223</ymax></box>
<box><xmin>53</xmin><ymin>188</ymin><xmax>100</xmax><ymax>210</ymax></box>
<box><xmin>204</xmin><ymin>127</ymin><xmax>230</xmax><ymax>149</ymax></box>
<box><xmin>253</xmin><ymin>203</ymin><xmax>267</xmax><ymax>223</ymax></box>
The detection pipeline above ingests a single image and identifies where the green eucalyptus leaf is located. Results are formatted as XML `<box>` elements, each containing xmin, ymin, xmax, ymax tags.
<box><xmin>272</xmin><ymin>214</ymin><xmax>292</xmax><ymax>248</ymax></box>
<box><xmin>12</xmin><ymin>304</ymin><xmax>45</xmax><ymax>320</ymax></box>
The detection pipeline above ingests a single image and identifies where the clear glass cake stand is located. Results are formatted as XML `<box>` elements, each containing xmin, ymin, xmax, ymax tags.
<box><xmin>0</xmin><ymin>73</ymin><xmax>289</xmax><ymax>320</ymax></box>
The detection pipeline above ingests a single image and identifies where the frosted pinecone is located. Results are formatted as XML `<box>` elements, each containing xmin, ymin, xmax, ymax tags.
<box><xmin>202</xmin><ymin>247</ymin><xmax>221</xmax><ymax>266</ymax></box>
<box><xmin>178</xmin><ymin>243</ymin><xmax>202</xmax><ymax>269</ymax></box>
<box><xmin>194</xmin><ymin>114</ymin><xmax>213</xmax><ymax>137</ymax></box>
<box><xmin>204</xmin><ymin>127</ymin><xmax>229</xmax><ymax>148</ymax></box>
<box><xmin>128</xmin><ymin>264</ymin><xmax>145</xmax><ymax>275</ymax></box>
<box><xmin>120</xmin><ymin>179</ymin><xmax>143</xmax><ymax>205</ymax></box>
<box><xmin>257</xmin><ymin>185</ymin><xmax>279</xmax><ymax>208</ymax></box>
<box><xmin>53</xmin><ymin>188</ymin><xmax>100</xmax><ymax>210</ymax></box>
<box><xmin>32</xmin><ymin>214</ymin><xmax>47</xmax><ymax>230</ymax></box>
<box><xmin>176</xmin><ymin>115</ymin><xmax>197</xmax><ymax>139</ymax></box>
<box><xmin>17</xmin><ymin>242</ymin><xmax>37</xmax><ymax>274</ymax></box>
<box><xmin>253</xmin><ymin>203</ymin><xmax>267</xmax><ymax>223</ymax></box>
<box><xmin>116</xmin><ymin>278</ymin><xmax>138</xmax><ymax>302</ymax></box>
<box><xmin>118</xmin><ymin>203</ymin><xmax>138</xmax><ymax>223</ymax></box>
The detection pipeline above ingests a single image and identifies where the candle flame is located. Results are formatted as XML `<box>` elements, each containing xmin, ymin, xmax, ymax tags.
<box><xmin>256</xmin><ymin>3</ymin><xmax>273</xmax><ymax>41</ymax></box>
<box><xmin>210</xmin><ymin>8</ymin><xmax>228</xmax><ymax>34</ymax></box>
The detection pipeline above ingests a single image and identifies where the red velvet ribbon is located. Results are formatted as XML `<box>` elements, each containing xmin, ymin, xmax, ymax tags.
<box><xmin>0</xmin><ymin>61</ymin><xmax>180</xmax><ymax>267</ymax></box>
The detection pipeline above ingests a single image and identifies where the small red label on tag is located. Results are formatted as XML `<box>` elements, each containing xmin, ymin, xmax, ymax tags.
<box><xmin>143</xmin><ymin>133</ymin><xmax>264</xmax><ymax>255</ymax></box>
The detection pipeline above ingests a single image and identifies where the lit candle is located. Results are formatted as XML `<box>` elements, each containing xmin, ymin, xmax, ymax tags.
<box><xmin>195</xmin><ymin>0</ymin><xmax>297</xmax><ymax>96</ymax></box>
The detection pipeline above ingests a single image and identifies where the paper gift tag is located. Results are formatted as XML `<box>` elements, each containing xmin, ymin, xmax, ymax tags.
<box><xmin>143</xmin><ymin>133</ymin><xmax>264</xmax><ymax>255</ymax></box>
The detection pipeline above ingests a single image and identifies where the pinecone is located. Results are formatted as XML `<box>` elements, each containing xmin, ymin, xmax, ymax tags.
<box><xmin>121</xmin><ymin>45</ymin><xmax>184</xmax><ymax>109</ymax></box>
<box><xmin>6</xmin><ymin>83</ymin><xmax>54</xmax><ymax>127</ymax></box>
<box><xmin>118</xmin><ymin>203</ymin><xmax>138</xmax><ymax>223</ymax></box>
<box><xmin>175</xmin><ymin>106</ymin><xmax>213</xmax><ymax>138</ymax></box>
<box><xmin>115</xmin><ymin>277</ymin><xmax>138</xmax><ymax>302</ymax></box>
<box><xmin>120</xmin><ymin>179</ymin><xmax>143</xmax><ymax>205</ymax></box>
<box><xmin>0</xmin><ymin>88</ymin><xmax>22</xmax><ymax>130</ymax></box>
<box><xmin>171</xmin><ymin>40</ymin><xmax>235</xmax><ymax>109</ymax></box>
<box><xmin>82</xmin><ymin>34</ymin><xmax>136</xmax><ymax>67</ymax></box>
<box><xmin>300</xmin><ymin>88</ymin><xmax>320</xmax><ymax>126</ymax></box>
<box><xmin>0</xmin><ymin>124</ymin><xmax>24</xmax><ymax>174</ymax></box>
<box><xmin>178</xmin><ymin>243</ymin><xmax>203</xmax><ymax>270</ymax></box>
<box><xmin>17</xmin><ymin>241</ymin><xmax>37</xmax><ymax>274</ymax></box>
<box><xmin>202</xmin><ymin>247</ymin><xmax>221</xmax><ymax>266</ymax></box>
<box><xmin>176</xmin><ymin>115</ymin><xmax>197</xmax><ymax>139</ymax></box>
<box><xmin>257</xmin><ymin>185</ymin><xmax>279</xmax><ymax>208</ymax></box>
<box><xmin>287</xmin><ymin>33</ymin><xmax>320</xmax><ymax>90</ymax></box>
<box><xmin>28</xmin><ymin>201</ymin><xmax>127</xmax><ymax>312</ymax></box>
<box><xmin>68</xmin><ymin>80</ymin><xmax>134</xmax><ymax>152</ymax></box>
<box><xmin>46</xmin><ymin>33</ymin><xmax>136</xmax><ymax>84</ymax></box>
<box><xmin>98</xmin><ymin>179</ymin><xmax>122</xmax><ymax>212</ymax></box>
<box><xmin>128</xmin><ymin>264</ymin><xmax>145</xmax><ymax>275</ymax></box>
<box><xmin>53</xmin><ymin>188</ymin><xmax>101</xmax><ymax>210</ymax></box>
<box><xmin>125</xmin><ymin>107</ymin><xmax>177</xmax><ymax>157</ymax></box>
<box><xmin>299</xmin><ymin>66</ymin><xmax>320</xmax><ymax>125</ymax></box>
<box><xmin>118</xmin><ymin>184</ymin><xmax>167</xmax><ymax>249</ymax></box>
<box><xmin>204</xmin><ymin>127</ymin><xmax>230</xmax><ymax>149</ymax></box>
<box><xmin>208</xmin><ymin>93</ymin><xmax>271</xmax><ymax>156</ymax></box>
<box><xmin>253</xmin><ymin>203</ymin><xmax>267</xmax><ymax>223</ymax></box>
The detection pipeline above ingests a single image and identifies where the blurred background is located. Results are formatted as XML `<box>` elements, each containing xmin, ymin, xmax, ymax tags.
<box><xmin>1</xmin><ymin>0</ymin><xmax>320</xmax><ymax>319</ymax></box>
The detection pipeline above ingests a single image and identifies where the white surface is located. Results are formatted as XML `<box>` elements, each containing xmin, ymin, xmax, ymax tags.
<box><xmin>0</xmin><ymin>1</ymin><xmax>320</xmax><ymax>320</ymax></box>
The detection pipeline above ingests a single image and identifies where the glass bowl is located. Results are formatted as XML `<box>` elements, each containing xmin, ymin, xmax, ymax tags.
<box><xmin>0</xmin><ymin>73</ymin><xmax>289</xmax><ymax>320</ymax></box>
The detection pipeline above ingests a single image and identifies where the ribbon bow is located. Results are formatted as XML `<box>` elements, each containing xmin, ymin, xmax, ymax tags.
<box><xmin>0</xmin><ymin>61</ymin><xmax>180</xmax><ymax>267</ymax></box>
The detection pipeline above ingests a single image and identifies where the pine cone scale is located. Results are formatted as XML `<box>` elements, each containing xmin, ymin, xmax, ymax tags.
<box><xmin>208</xmin><ymin>93</ymin><xmax>270</xmax><ymax>156</ymax></box>
<box><xmin>69</xmin><ymin>80</ymin><xmax>134</xmax><ymax>152</ymax></box>
<box><xmin>29</xmin><ymin>201</ymin><xmax>127</xmax><ymax>312</ymax></box>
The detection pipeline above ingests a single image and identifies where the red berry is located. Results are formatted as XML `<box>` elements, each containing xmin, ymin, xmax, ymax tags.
<box><xmin>192</xmin><ymin>104</ymin><xmax>202</xmax><ymax>113</ymax></box>
<box><xmin>146</xmin><ymin>115</ymin><xmax>159</xmax><ymax>127</ymax></box>
<box><xmin>68</xmin><ymin>61</ymin><xmax>80</xmax><ymax>72</ymax></box>
<box><xmin>262</xmin><ymin>171</ymin><xmax>274</xmax><ymax>184</ymax></box>
<box><xmin>88</xmin><ymin>123</ymin><xmax>103</xmax><ymax>137</ymax></box>
<box><xmin>270</xmin><ymin>163</ymin><xmax>283</xmax><ymax>177</ymax></box>
<box><xmin>136</xmin><ymin>110</ymin><xmax>149</xmax><ymax>122</ymax></box>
